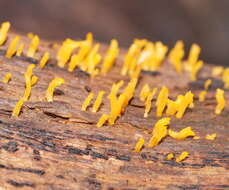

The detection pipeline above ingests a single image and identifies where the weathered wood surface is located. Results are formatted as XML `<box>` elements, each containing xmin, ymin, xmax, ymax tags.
<box><xmin>0</xmin><ymin>34</ymin><xmax>228</xmax><ymax>190</ymax></box>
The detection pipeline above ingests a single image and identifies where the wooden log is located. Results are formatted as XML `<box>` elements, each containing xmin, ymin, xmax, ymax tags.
<box><xmin>0</xmin><ymin>33</ymin><xmax>228</xmax><ymax>190</ymax></box>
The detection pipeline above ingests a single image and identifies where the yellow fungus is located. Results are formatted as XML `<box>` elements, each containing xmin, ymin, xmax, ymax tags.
<box><xmin>16</xmin><ymin>43</ymin><xmax>24</xmax><ymax>56</ymax></box>
<box><xmin>189</xmin><ymin>102</ymin><xmax>194</xmax><ymax>109</ymax></box>
<box><xmin>27</xmin><ymin>32</ymin><xmax>34</xmax><ymax>39</ymax></box>
<box><xmin>139</xmin><ymin>42</ymin><xmax>154</xmax><ymax>70</ymax></box>
<box><xmin>176</xmin><ymin>151</ymin><xmax>189</xmax><ymax>162</ymax></box>
<box><xmin>141</xmin><ymin>41</ymin><xmax>168</xmax><ymax>71</ymax></box>
<box><xmin>88</xmin><ymin>53</ymin><xmax>101</xmax><ymax>75</ymax></box>
<box><xmin>199</xmin><ymin>90</ymin><xmax>207</xmax><ymax>102</ymax></box>
<box><xmin>2</xmin><ymin>72</ymin><xmax>12</xmax><ymax>83</ymax></box>
<box><xmin>96</xmin><ymin>114</ymin><xmax>109</xmax><ymax>128</ymax></box>
<box><xmin>187</xmin><ymin>44</ymin><xmax>201</xmax><ymax>66</ymax></box>
<box><xmin>39</xmin><ymin>52</ymin><xmax>50</xmax><ymax>69</ymax></box>
<box><xmin>5</xmin><ymin>35</ymin><xmax>20</xmax><ymax>58</ymax></box>
<box><xmin>81</xmin><ymin>92</ymin><xmax>94</xmax><ymax>111</ymax></box>
<box><xmin>193</xmin><ymin>136</ymin><xmax>200</xmax><ymax>140</ymax></box>
<box><xmin>108</xmin><ymin>94</ymin><xmax>118</xmax><ymax>125</ymax></box>
<box><xmin>166</xmin><ymin>153</ymin><xmax>174</xmax><ymax>160</ymax></box>
<box><xmin>24</xmin><ymin>64</ymin><xmax>35</xmax><ymax>85</ymax></box>
<box><xmin>57</xmin><ymin>39</ymin><xmax>81</xmax><ymax>68</ymax></box>
<box><xmin>134</xmin><ymin>137</ymin><xmax>145</xmax><ymax>152</ymax></box>
<box><xmin>175</xmin><ymin>94</ymin><xmax>188</xmax><ymax>119</ymax></box>
<box><xmin>82</xmin><ymin>43</ymin><xmax>98</xmax><ymax>71</ymax></box>
<box><xmin>222</xmin><ymin>68</ymin><xmax>229</xmax><ymax>88</ymax></box>
<box><xmin>212</xmin><ymin>66</ymin><xmax>224</xmax><ymax>77</ymax></box>
<box><xmin>166</xmin><ymin>99</ymin><xmax>178</xmax><ymax>116</ymax></box>
<box><xmin>121</xmin><ymin>78</ymin><xmax>138</xmax><ymax>109</ymax></box>
<box><xmin>101</xmin><ymin>39</ymin><xmax>119</xmax><ymax>74</ymax></box>
<box><xmin>108</xmin><ymin>78</ymin><xmax>138</xmax><ymax>125</ymax></box>
<box><xmin>23</xmin><ymin>64</ymin><xmax>35</xmax><ymax>101</ymax></box>
<box><xmin>68</xmin><ymin>54</ymin><xmax>80</xmax><ymax>72</ymax></box>
<box><xmin>121</xmin><ymin>43</ymin><xmax>139</xmax><ymax>75</ymax></box>
<box><xmin>52</xmin><ymin>42</ymin><xmax>59</xmax><ymax>49</ymax></box>
<box><xmin>92</xmin><ymin>91</ymin><xmax>105</xmax><ymax>112</ymax></box>
<box><xmin>190</xmin><ymin>60</ymin><xmax>203</xmax><ymax>81</ymax></box>
<box><xmin>86</xmin><ymin>32</ymin><xmax>93</xmax><ymax>44</ymax></box>
<box><xmin>85</xmin><ymin>43</ymin><xmax>101</xmax><ymax>74</ymax></box>
<box><xmin>127</xmin><ymin>56</ymin><xmax>138</xmax><ymax>76</ymax></box>
<box><xmin>0</xmin><ymin>21</ymin><xmax>10</xmax><ymax>46</ymax></box>
<box><xmin>91</xmin><ymin>68</ymin><xmax>100</xmax><ymax>78</ymax></box>
<box><xmin>176</xmin><ymin>91</ymin><xmax>194</xmax><ymax>119</ymax></box>
<box><xmin>12</xmin><ymin>98</ymin><xmax>24</xmax><ymax>117</ymax></box>
<box><xmin>128</xmin><ymin>54</ymin><xmax>137</xmax><ymax>75</ymax></box>
<box><xmin>107</xmin><ymin>80</ymin><xmax>124</xmax><ymax>99</ymax></box>
<box><xmin>156</xmin><ymin>86</ymin><xmax>169</xmax><ymax>117</ymax></box>
<box><xmin>204</xmin><ymin>79</ymin><xmax>212</xmax><ymax>90</ymax></box>
<box><xmin>168</xmin><ymin>40</ymin><xmax>184</xmax><ymax>73</ymax></box>
<box><xmin>144</xmin><ymin>88</ymin><xmax>157</xmax><ymax>118</ymax></box>
<box><xmin>205</xmin><ymin>133</ymin><xmax>217</xmax><ymax>140</ymax></box>
<box><xmin>148</xmin><ymin>117</ymin><xmax>170</xmax><ymax>148</ymax></box>
<box><xmin>131</xmin><ymin>64</ymin><xmax>142</xmax><ymax>80</ymax></box>
<box><xmin>23</xmin><ymin>84</ymin><xmax>31</xmax><ymax>101</ymax></box>
<box><xmin>46</xmin><ymin>78</ymin><xmax>65</xmax><ymax>102</ymax></box>
<box><xmin>107</xmin><ymin>81</ymin><xmax>125</xmax><ymax>125</ymax></box>
<box><xmin>23</xmin><ymin>82</ymin><xmax>32</xmax><ymax>101</ymax></box>
<box><xmin>108</xmin><ymin>93</ymin><xmax>125</xmax><ymax>125</ymax></box>
<box><xmin>27</xmin><ymin>35</ymin><xmax>39</xmax><ymax>57</ymax></box>
<box><xmin>175</xmin><ymin>95</ymin><xmax>185</xmax><ymax>117</ymax></box>
<box><xmin>168</xmin><ymin>126</ymin><xmax>195</xmax><ymax>140</ymax></box>
<box><xmin>65</xmin><ymin>38</ymin><xmax>85</xmax><ymax>48</ymax></box>
<box><xmin>31</xmin><ymin>76</ymin><xmax>38</xmax><ymax>86</ymax></box>
<box><xmin>150</xmin><ymin>41</ymin><xmax>168</xmax><ymax>71</ymax></box>
<box><xmin>176</xmin><ymin>95</ymin><xmax>183</xmax><ymax>104</ymax></box>
<box><xmin>215</xmin><ymin>88</ymin><xmax>225</xmax><ymax>115</ymax></box>
<box><xmin>68</xmin><ymin>41</ymin><xmax>91</xmax><ymax>72</ymax></box>
<box><xmin>25</xmin><ymin>64</ymin><xmax>35</xmax><ymax>75</ymax></box>
<box><xmin>139</xmin><ymin>83</ymin><xmax>150</xmax><ymax>101</ymax></box>
<box><xmin>155</xmin><ymin>41</ymin><xmax>168</xmax><ymax>61</ymax></box>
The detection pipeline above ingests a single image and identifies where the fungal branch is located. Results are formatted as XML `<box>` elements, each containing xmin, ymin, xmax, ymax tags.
<box><xmin>46</xmin><ymin>78</ymin><xmax>65</xmax><ymax>102</ymax></box>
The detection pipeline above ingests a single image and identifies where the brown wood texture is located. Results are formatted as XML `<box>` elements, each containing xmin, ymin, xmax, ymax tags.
<box><xmin>0</xmin><ymin>34</ymin><xmax>228</xmax><ymax>190</ymax></box>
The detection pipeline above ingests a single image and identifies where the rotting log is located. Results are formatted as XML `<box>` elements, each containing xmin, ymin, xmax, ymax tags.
<box><xmin>0</xmin><ymin>33</ymin><xmax>228</xmax><ymax>190</ymax></box>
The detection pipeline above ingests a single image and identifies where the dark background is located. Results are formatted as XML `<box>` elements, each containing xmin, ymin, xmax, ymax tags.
<box><xmin>0</xmin><ymin>0</ymin><xmax>228</xmax><ymax>65</ymax></box>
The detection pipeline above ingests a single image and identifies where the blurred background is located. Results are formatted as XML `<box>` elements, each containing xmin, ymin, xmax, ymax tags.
<box><xmin>0</xmin><ymin>0</ymin><xmax>228</xmax><ymax>65</ymax></box>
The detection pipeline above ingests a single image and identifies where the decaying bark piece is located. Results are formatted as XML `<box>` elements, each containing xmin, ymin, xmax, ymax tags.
<box><xmin>0</xmin><ymin>33</ymin><xmax>228</xmax><ymax>190</ymax></box>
